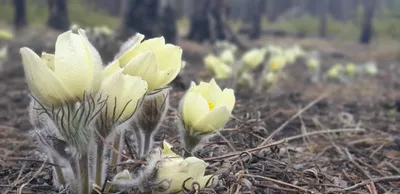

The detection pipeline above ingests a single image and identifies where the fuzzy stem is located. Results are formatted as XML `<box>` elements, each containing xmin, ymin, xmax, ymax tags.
<box><xmin>79</xmin><ymin>154</ymin><xmax>89</xmax><ymax>194</ymax></box>
<box><xmin>49</xmin><ymin>155</ymin><xmax>66</xmax><ymax>186</ymax></box>
<box><xmin>140</xmin><ymin>131</ymin><xmax>154</xmax><ymax>157</ymax></box>
<box><xmin>229</xmin><ymin>60</ymin><xmax>244</xmax><ymax>90</ymax></box>
<box><xmin>183</xmin><ymin>132</ymin><xmax>202</xmax><ymax>154</ymax></box>
<box><xmin>111</xmin><ymin>133</ymin><xmax>121</xmax><ymax>166</ymax></box>
<box><xmin>255</xmin><ymin>56</ymin><xmax>270</xmax><ymax>93</ymax></box>
<box><xmin>95</xmin><ymin>142</ymin><xmax>104</xmax><ymax>187</ymax></box>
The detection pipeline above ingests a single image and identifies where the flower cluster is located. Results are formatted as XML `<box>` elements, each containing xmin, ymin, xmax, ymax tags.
<box><xmin>21</xmin><ymin>29</ymin><xmax>235</xmax><ymax>194</ymax></box>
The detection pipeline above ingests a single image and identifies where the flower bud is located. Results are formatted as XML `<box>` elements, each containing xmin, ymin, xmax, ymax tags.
<box><xmin>242</xmin><ymin>48</ymin><xmax>266</xmax><ymax>68</ymax></box>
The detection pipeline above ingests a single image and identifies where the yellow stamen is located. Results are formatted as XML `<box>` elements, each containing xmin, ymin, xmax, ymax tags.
<box><xmin>208</xmin><ymin>102</ymin><xmax>215</xmax><ymax>110</ymax></box>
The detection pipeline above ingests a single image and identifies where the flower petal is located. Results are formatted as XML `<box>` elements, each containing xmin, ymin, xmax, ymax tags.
<box><xmin>118</xmin><ymin>75</ymin><xmax>148</xmax><ymax>121</ymax></box>
<box><xmin>119</xmin><ymin>37</ymin><xmax>165</xmax><ymax>66</ymax></box>
<box><xmin>41</xmin><ymin>52</ymin><xmax>54</xmax><ymax>71</ymax></box>
<box><xmin>78</xmin><ymin>29</ymin><xmax>103</xmax><ymax>93</ymax></box>
<box><xmin>182</xmin><ymin>92</ymin><xmax>209</xmax><ymax>128</ymax></box>
<box><xmin>216</xmin><ymin>88</ymin><xmax>235</xmax><ymax>111</ymax></box>
<box><xmin>54</xmin><ymin>31</ymin><xmax>91</xmax><ymax>99</ymax></box>
<box><xmin>122</xmin><ymin>51</ymin><xmax>159</xmax><ymax>91</ymax></box>
<box><xmin>103</xmin><ymin>60</ymin><xmax>121</xmax><ymax>80</ymax></box>
<box><xmin>193</xmin><ymin>106</ymin><xmax>231</xmax><ymax>133</ymax></box>
<box><xmin>116</xmin><ymin>33</ymin><xmax>145</xmax><ymax>65</ymax></box>
<box><xmin>20</xmin><ymin>47</ymin><xmax>72</xmax><ymax>106</ymax></box>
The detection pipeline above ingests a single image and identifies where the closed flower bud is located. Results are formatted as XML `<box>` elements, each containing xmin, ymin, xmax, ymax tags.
<box><xmin>242</xmin><ymin>48</ymin><xmax>266</xmax><ymax>68</ymax></box>
<box><xmin>364</xmin><ymin>62</ymin><xmax>377</xmax><ymax>75</ymax></box>
<box><xmin>327</xmin><ymin>64</ymin><xmax>343</xmax><ymax>79</ymax></box>
<box><xmin>345</xmin><ymin>63</ymin><xmax>356</xmax><ymax>76</ymax></box>
<box><xmin>203</xmin><ymin>54</ymin><xmax>232</xmax><ymax>80</ymax></box>
<box><xmin>307</xmin><ymin>58</ymin><xmax>319</xmax><ymax>70</ymax></box>
<box><xmin>117</xmin><ymin>35</ymin><xmax>183</xmax><ymax>91</ymax></box>
<box><xmin>219</xmin><ymin>49</ymin><xmax>235</xmax><ymax>65</ymax></box>
<box><xmin>264</xmin><ymin>72</ymin><xmax>277</xmax><ymax>85</ymax></box>
<box><xmin>20</xmin><ymin>29</ymin><xmax>103</xmax><ymax>107</ymax></box>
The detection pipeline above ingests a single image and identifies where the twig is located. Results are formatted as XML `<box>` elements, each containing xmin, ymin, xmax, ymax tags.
<box><xmin>328</xmin><ymin>175</ymin><xmax>400</xmax><ymax>192</ymax></box>
<box><xmin>259</xmin><ymin>94</ymin><xmax>328</xmax><ymax>146</ymax></box>
<box><xmin>204</xmin><ymin>128</ymin><xmax>363</xmax><ymax>161</ymax></box>
<box><xmin>17</xmin><ymin>159</ymin><xmax>47</xmax><ymax>194</ymax></box>
<box><xmin>243</xmin><ymin>174</ymin><xmax>312</xmax><ymax>193</ymax></box>
<box><xmin>4</xmin><ymin>157</ymin><xmax>60</xmax><ymax>167</ymax></box>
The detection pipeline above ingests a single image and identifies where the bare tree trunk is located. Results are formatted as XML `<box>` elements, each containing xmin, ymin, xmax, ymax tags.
<box><xmin>318</xmin><ymin>0</ymin><xmax>328</xmax><ymax>37</ymax></box>
<box><xmin>266</xmin><ymin>0</ymin><xmax>277</xmax><ymax>22</ymax></box>
<box><xmin>250</xmin><ymin>0</ymin><xmax>264</xmax><ymax>39</ymax></box>
<box><xmin>121</xmin><ymin>0</ymin><xmax>160</xmax><ymax>39</ymax></box>
<box><xmin>187</xmin><ymin>0</ymin><xmax>227</xmax><ymax>43</ymax></box>
<box><xmin>13</xmin><ymin>0</ymin><xmax>27</xmax><ymax>29</ymax></box>
<box><xmin>47</xmin><ymin>0</ymin><xmax>69</xmax><ymax>31</ymax></box>
<box><xmin>360</xmin><ymin>0</ymin><xmax>378</xmax><ymax>44</ymax></box>
<box><xmin>161</xmin><ymin>3</ymin><xmax>178</xmax><ymax>44</ymax></box>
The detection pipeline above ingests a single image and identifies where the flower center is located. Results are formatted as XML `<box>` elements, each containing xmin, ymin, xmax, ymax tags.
<box><xmin>208</xmin><ymin>102</ymin><xmax>215</xmax><ymax>110</ymax></box>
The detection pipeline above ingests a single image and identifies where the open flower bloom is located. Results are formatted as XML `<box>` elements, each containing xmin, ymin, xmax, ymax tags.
<box><xmin>242</xmin><ymin>48</ymin><xmax>266</xmax><ymax>68</ymax></box>
<box><xmin>154</xmin><ymin>142</ymin><xmax>214</xmax><ymax>193</ymax></box>
<box><xmin>20</xmin><ymin>29</ymin><xmax>102</xmax><ymax>107</ymax></box>
<box><xmin>100</xmin><ymin>68</ymin><xmax>148</xmax><ymax>122</ymax></box>
<box><xmin>307</xmin><ymin>58</ymin><xmax>319</xmax><ymax>70</ymax></box>
<box><xmin>268</xmin><ymin>55</ymin><xmax>286</xmax><ymax>72</ymax></box>
<box><xmin>114</xmin><ymin>34</ymin><xmax>182</xmax><ymax>91</ymax></box>
<box><xmin>181</xmin><ymin>79</ymin><xmax>235</xmax><ymax>134</ymax></box>
<box><xmin>219</xmin><ymin>49</ymin><xmax>235</xmax><ymax>65</ymax></box>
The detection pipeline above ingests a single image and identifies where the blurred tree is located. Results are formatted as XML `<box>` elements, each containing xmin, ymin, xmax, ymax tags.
<box><xmin>187</xmin><ymin>0</ymin><xmax>228</xmax><ymax>43</ymax></box>
<box><xmin>161</xmin><ymin>4</ymin><xmax>177</xmax><ymax>44</ymax></box>
<box><xmin>266</xmin><ymin>0</ymin><xmax>277</xmax><ymax>22</ymax></box>
<box><xmin>47</xmin><ymin>0</ymin><xmax>69</xmax><ymax>31</ymax></box>
<box><xmin>360</xmin><ymin>0</ymin><xmax>378</xmax><ymax>44</ymax></box>
<box><xmin>121</xmin><ymin>0</ymin><xmax>160</xmax><ymax>39</ymax></box>
<box><xmin>249</xmin><ymin>0</ymin><xmax>265</xmax><ymax>39</ymax></box>
<box><xmin>13</xmin><ymin>0</ymin><xmax>27</xmax><ymax>29</ymax></box>
<box><xmin>318</xmin><ymin>0</ymin><xmax>328</xmax><ymax>37</ymax></box>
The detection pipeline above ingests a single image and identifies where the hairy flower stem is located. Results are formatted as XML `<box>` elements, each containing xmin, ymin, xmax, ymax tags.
<box><xmin>79</xmin><ymin>154</ymin><xmax>89</xmax><ymax>194</ymax></box>
<box><xmin>111</xmin><ymin>133</ymin><xmax>122</xmax><ymax>166</ymax></box>
<box><xmin>139</xmin><ymin>131</ymin><xmax>154</xmax><ymax>157</ymax></box>
<box><xmin>182</xmin><ymin>133</ymin><xmax>202</xmax><ymax>155</ymax></box>
<box><xmin>95</xmin><ymin>142</ymin><xmax>104</xmax><ymax>186</ymax></box>
<box><xmin>50</xmin><ymin>155</ymin><xmax>66</xmax><ymax>186</ymax></box>
<box><xmin>229</xmin><ymin>60</ymin><xmax>244</xmax><ymax>90</ymax></box>
<box><xmin>255</xmin><ymin>55</ymin><xmax>270</xmax><ymax>93</ymax></box>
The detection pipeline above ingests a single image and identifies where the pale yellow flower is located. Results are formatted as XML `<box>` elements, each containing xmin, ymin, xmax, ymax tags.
<box><xmin>364</xmin><ymin>62</ymin><xmax>377</xmax><ymax>75</ymax></box>
<box><xmin>345</xmin><ymin>63</ymin><xmax>356</xmax><ymax>75</ymax></box>
<box><xmin>204</xmin><ymin>54</ymin><xmax>232</xmax><ymax>79</ymax></box>
<box><xmin>264</xmin><ymin>72</ymin><xmax>277</xmax><ymax>85</ymax></box>
<box><xmin>155</xmin><ymin>151</ymin><xmax>214</xmax><ymax>193</ymax></box>
<box><xmin>100</xmin><ymin>68</ymin><xmax>147</xmax><ymax>122</ymax></box>
<box><xmin>327</xmin><ymin>64</ymin><xmax>343</xmax><ymax>78</ymax></box>
<box><xmin>116</xmin><ymin>34</ymin><xmax>182</xmax><ymax>91</ymax></box>
<box><xmin>181</xmin><ymin>79</ymin><xmax>235</xmax><ymax>134</ymax></box>
<box><xmin>268</xmin><ymin>55</ymin><xmax>286</xmax><ymax>72</ymax></box>
<box><xmin>20</xmin><ymin>29</ymin><xmax>103</xmax><ymax>106</ymax></box>
<box><xmin>242</xmin><ymin>48</ymin><xmax>266</xmax><ymax>68</ymax></box>
<box><xmin>307</xmin><ymin>58</ymin><xmax>319</xmax><ymax>70</ymax></box>
<box><xmin>219</xmin><ymin>49</ymin><xmax>235</xmax><ymax>65</ymax></box>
